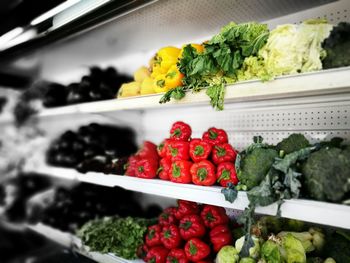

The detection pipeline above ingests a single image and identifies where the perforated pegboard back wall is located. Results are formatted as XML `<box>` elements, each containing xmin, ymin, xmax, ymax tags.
<box><xmin>141</xmin><ymin>94</ymin><xmax>350</xmax><ymax>150</ymax></box>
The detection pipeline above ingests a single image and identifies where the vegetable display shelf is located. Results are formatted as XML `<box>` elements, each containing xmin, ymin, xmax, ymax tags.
<box><xmin>28</xmin><ymin>223</ymin><xmax>141</xmax><ymax>263</ymax></box>
<box><xmin>30</xmin><ymin>67</ymin><xmax>350</xmax><ymax>118</ymax></box>
<box><xmin>34</xmin><ymin>165</ymin><xmax>350</xmax><ymax>230</ymax></box>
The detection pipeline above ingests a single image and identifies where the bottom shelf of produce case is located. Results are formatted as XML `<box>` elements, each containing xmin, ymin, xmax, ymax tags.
<box><xmin>28</xmin><ymin>223</ymin><xmax>142</xmax><ymax>263</ymax></box>
<box><xmin>34</xmin><ymin>165</ymin><xmax>350</xmax><ymax>229</ymax></box>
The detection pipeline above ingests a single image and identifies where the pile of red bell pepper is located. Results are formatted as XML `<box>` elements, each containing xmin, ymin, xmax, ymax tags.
<box><xmin>125</xmin><ymin>121</ymin><xmax>239</xmax><ymax>187</ymax></box>
<box><xmin>138</xmin><ymin>200</ymin><xmax>234</xmax><ymax>263</ymax></box>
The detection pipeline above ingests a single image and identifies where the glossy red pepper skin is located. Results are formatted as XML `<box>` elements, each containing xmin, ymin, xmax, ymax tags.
<box><xmin>169</xmin><ymin>160</ymin><xmax>192</xmax><ymax>184</ymax></box>
<box><xmin>160</xmin><ymin>225</ymin><xmax>182</xmax><ymax>249</ymax></box>
<box><xmin>209</xmin><ymin>224</ymin><xmax>233</xmax><ymax>252</ymax></box>
<box><xmin>159</xmin><ymin>207</ymin><xmax>178</xmax><ymax>226</ymax></box>
<box><xmin>135</xmin><ymin>158</ymin><xmax>158</xmax><ymax>179</ymax></box>
<box><xmin>137</xmin><ymin>244</ymin><xmax>149</xmax><ymax>260</ymax></box>
<box><xmin>157</xmin><ymin>139</ymin><xmax>170</xmax><ymax>158</ymax></box>
<box><xmin>175</xmin><ymin>200</ymin><xmax>200</xmax><ymax>220</ymax></box>
<box><xmin>216</xmin><ymin>162</ymin><xmax>239</xmax><ymax>187</ymax></box>
<box><xmin>189</xmin><ymin>139</ymin><xmax>212</xmax><ymax>162</ymax></box>
<box><xmin>138</xmin><ymin>141</ymin><xmax>159</xmax><ymax>160</ymax></box>
<box><xmin>179</xmin><ymin>215</ymin><xmax>206</xmax><ymax>240</ymax></box>
<box><xmin>146</xmin><ymin>246</ymin><xmax>169</xmax><ymax>263</ymax></box>
<box><xmin>166</xmin><ymin>141</ymin><xmax>190</xmax><ymax>161</ymax></box>
<box><xmin>158</xmin><ymin>158</ymin><xmax>172</xmax><ymax>180</ymax></box>
<box><xmin>184</xmin><ymin>238</ymin><xmax>211</xmax><ymax>262</ymax></box>
<box><xmin>200</xmin><ymin>205</ymin><xmax>229</xmax><ymax>229</ymax></box>
<box><xmin>166</xmin><ymin>248</ymin><xmax>189</xmax><ymax>263</ymax></box>
<box><xmin>190</xmin><ymin>160</ymin><xmax>216</xmax><ymax>186</ymax></box>
<box><xmin>170</xmin><ymin>121</ymin><xmax>192</xmax><ymax>141</ymax></box>
<box><xmin>212</xmin><ymin>143</ymin><xmax>237</xmax><ymax>165</ymax></box>
<box><xmin>125</xmin><ymin>155</ymin><xmax>140</xmax><ymax>176</ymax></box>
<box><xmin>146</xmin><ymin>225</ymin><xmax>163</xmax><ymax>247</ymax></box>
<box><xmin>202</xmin><ymin>128</ymin><xmax>228</xmax><ymax>146</ymax></box>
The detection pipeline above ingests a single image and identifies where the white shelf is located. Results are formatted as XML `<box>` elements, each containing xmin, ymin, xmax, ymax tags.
<box><xmin>34</xmin><ymin>67</ymin><xmax>350</xmax><ymax>117</ymax></box>
<box><xmin>28</xmin><ymin>223</ymin><xmax>142</xmax><ymax>263</ymax></box>
<box><xmin>35</xmin><ymin>165</ymin><xmax>350</xmax><ymax>229</ymax></box>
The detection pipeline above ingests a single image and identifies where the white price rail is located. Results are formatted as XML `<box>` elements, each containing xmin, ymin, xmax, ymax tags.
<box><xmin>35</xmin><ymin>67</ymin><xmax>350</xmax><ymax>117</ymax></box>
<box><xmin>36</xmin><ymin>165</ymin><xmax>350</xmax><ymax>229</ymax></box>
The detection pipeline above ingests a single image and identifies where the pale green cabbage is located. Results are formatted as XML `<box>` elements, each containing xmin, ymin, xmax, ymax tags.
<box><xmin>237</xmin><ymin>20</ymin><xmax>333</xmax><ymax>82</ymax></box>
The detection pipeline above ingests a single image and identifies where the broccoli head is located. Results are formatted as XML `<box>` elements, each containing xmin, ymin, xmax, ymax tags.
<box><xmin>238</xmin><ymin>147</ymin><xmax>278</xmax><ymax>190</ymax></box>
<box><xmin>276</xmin><ymin>134</ymin><xmax>310</xmax><ymax>155</ymax></box>
<box><xmin>302</xmin><ymin>146</ymin><xmax>350</xmax><ymax>202</ymax></box>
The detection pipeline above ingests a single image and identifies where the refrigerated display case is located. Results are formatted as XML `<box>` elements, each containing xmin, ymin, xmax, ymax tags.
<box><xmin>1</xmin><ymin>0</ymin><xmax>350</xmax><ymax>262</ymax></box>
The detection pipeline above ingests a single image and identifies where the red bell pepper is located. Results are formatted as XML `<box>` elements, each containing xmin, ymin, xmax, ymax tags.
<box><xmin>166</xmin><ymin>141</ymin><xmax>190</xmax><ymax>161</ymax></box>
<box><xmin>125</xmin><ymin>155</ymin><xmax>140</xmax><ymax>177</ymax></box>
<box><xmin>202</xmin><ymin>127</ymin><xmax>228</xmax><ymax>146</ymax></box>
<box><xmin>175</xmin><ymin>200</ymin><xmax>200</xmax><ymax>220</ymax></box>
<box><xmin>184</xmin><ymin>238</ymin><xmax>211</xmax><ymax>262</ymax></box>
<box><xmin>189</xmin><ymin>139</ymin><xmax>212</xmax><ymax>162</ymax></box>
<box><xmin>212</xmin><ymin>143</ymin><xmax>237</xmax><ymax>165</ymax></box>
<box><xmin>135</xmin><ymin>158</ymin><xmax>158</xmax><ymax>179</ymax></box>
<box><xmin>170</xmin><ymin>121</ymin><xmax>192</xmax><ymax>141</ymax></box>
<box><xmin>158</xmin><ymin>158</ymin><xmax>172</xmax><ymax>180</ymax></box>
<box><xmin>145</xmin><ymin>225</ymin><xmax>163</xmax><ymax>247</ymax></box>
<box><xmin>179</xmin><ymin>214</ymin><xmax>206</xmax><ymax>240</ymax></box>
<box><xmin>160</xmin><ymin>225</ymin><xmax>182</xmax><ymax>249</ymax></box>
<box><xmin>137</xmin><ymin>244</ymin><xmax>149</xmax><ymax>260</ymax></box>
<box><xmin>159</xmin><ymin>207</ymin><xmax>178</xmax><ymax>226</ymax></box>
<box><xmin>166</xmin><ymin>248</ymin><xmax>188</xmax><ymax>263</ymax></box>
<box><xmin>138</xmin><ymin>141</ymin><xmax>159</xmax><ymax>160</ymax></box>
<box><xmin>216</xmin><ymin>162</ymin><xmax>239</xmax><ymax>187</ymax></box>
<box><xmin>190</xmin><ymin>160</ymin><xmax>216</xmax><ymax>186</ymax></box>
<box><xmin>146</xmin><ymin>246</ymin><xmax>169</xmax><ymax>263</ymax></box>
<box><xmin>157</xmin><ymin>139</ymin><xmax>170</xmax><ymax>158</ymax></box>
<box><xmin>200</xmin><ymin>205</ymin><xmax>229</xmax><ymax>229</ymax></box>
<box><xmin>209</xmin><ymin>224</ymin><xmax>233</xmax><ymax>252</ymax></box>
<box><xmin>169</xmin><ymin>160</ymin><xmax>192</xmax><ymax>184</ymax></box>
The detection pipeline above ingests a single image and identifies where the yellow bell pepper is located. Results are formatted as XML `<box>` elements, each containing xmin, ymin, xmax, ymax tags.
<box><xmin>140</xmin><ymin>77</ymin><xmax>156</xmax><ymax>95</ymax></box>
<box><xmin>178</xmin><ymin>43</ymin><xmax>204</xmax><ymax>58</ymax></box>
<box><xmin>118</xmin><ymin>82</ymin><xmax>140</xmax><ymax>98</ymax></box>
<box><xmin>165</xmin><ymin>65</ymin><xmax>184</xmax><ymax>89</ymax></box>
<box><xmin>152</xmin><ymin>46</ymin><xmax>180</xmax><ymax>73</ymax></box>
<box><xmin>154</xmin><ymin>74</ymin><xmax>172</xmax><ymax>93</ymax></box>
<box><xmin>134</xmin><ymin>66</ymin><xmax>150</xmax><ymax>83</ymax></box>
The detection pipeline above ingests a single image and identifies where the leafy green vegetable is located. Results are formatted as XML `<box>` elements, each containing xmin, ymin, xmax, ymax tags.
<box><xmin>302</xmin><ymin>146</ymin><xmax>350</xmax><ymax>202</ymax></box>
<box><xmin>216</xmin><ymin>245</ymin><xmax>240</xmax><ymax>263</ymax></box>
<box><xmin>239</xmin><ymin>257</ymin><xmax>256</xmax><ymax>263</ymax></box>
<box><xmin>322</xmin><ymin>22</ymin><xmax>350</xmax><ymax>69</ymax></box>
<box><xmin>235</xmin><ymin>234</ymin><xmax>261</xmax><ymax>259</ymax></box>
<box><xmin>160</xmin><ymin>22</ymin><xmax>269</xmax><ymax>110</ymax></box>
<box><xmin>77</xmin><ymin>217</ymin><xmax>153</xmax><ymax>259</ymax></box>
<box><xmin>221</xmin><ymin>182</ymin><xmax>238</xmax><ymax>203</ymax></box>
<box><xmin>237</xmin><ymin>146</ymin><xmax>278</xmax><ymax>190</ymax></box>
<box><xmin>276</xmin><ymin>134</ymin><xmax>310</xmax><ymax>155</ymax></box>
<box><xmin>278</xmin><ymin>228</ymin><xmax>325</xmax><ymax>253</ymax></box>
<box><xmin>206</xmin><ymin>83</ymin><xmax>226</xmax><ymax>110</ymax></box>
<box><xmin>238</xmin><ymin>20</ymin><xmax>332</xmax><ymax>82</ymax></box>
<box><xmin>237</xmin><ymin>205</ymin><xmax>256</xmax><ymax>258</ymax></box>
<box><xmin>283</xmin><ymin>233</ymin><xmax>307</xmax><ymax>263</ymax></box>
<box><xmin>261</xmin><ymin>239</ymin><xmax>282</xmax><ymax>263</ymax></box>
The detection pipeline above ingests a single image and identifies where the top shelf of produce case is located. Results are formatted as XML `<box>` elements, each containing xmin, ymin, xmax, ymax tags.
<box><xmin>34</xmin><ymin>66</ymin><xmax>350</xmax><ymax>117</ymax></box>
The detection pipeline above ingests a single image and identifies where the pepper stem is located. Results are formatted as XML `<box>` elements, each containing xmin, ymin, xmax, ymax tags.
<box><xmin>194</xmin><ymin>145</ymin><xmax>204</xmax><ymax>156</ymax></box>
<box><xmin>215</xmin><ymin>146</ymin><xmax>226</xmax><ymax>157</ymax></box>
<box><xmin>197</xmin><ymin>168</ymin><xmax>208</xmax><ymax>181</ymax></box>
